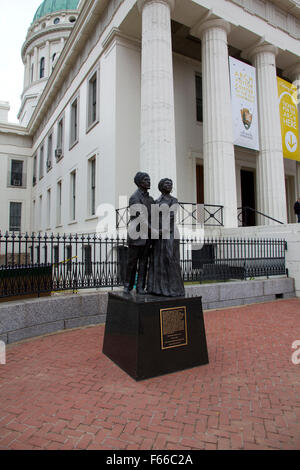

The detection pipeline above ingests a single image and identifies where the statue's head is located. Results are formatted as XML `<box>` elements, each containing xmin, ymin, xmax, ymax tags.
<box><xmin>158</xmin><ymin>178</ymin><xmax>173</xmax><ymax>195</ymax></box>
<box><xmin>134</xmin><ymin>172</ymin><xmax>151</xmax><ymax>190</ymax></box>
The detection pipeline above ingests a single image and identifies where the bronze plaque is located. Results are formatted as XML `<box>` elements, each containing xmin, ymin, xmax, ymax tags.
<box><xmin>160</xmin><ymin>306</ymin><xmax>188</xmax><ymax>350</ymax></box>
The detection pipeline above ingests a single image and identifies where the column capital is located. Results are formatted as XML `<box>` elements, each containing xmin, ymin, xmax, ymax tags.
<box><xmin>245</xmin><ymin>42</ymin><xmax>278</xmax><ymax>62</ymax></box>
<box><xmin>190</xmin><ymin>18</ymin><xmax>231</xmax><ymax>39</ymax></box>
<box><xmin>137</xmin><ymin>0</ymin><xmax>175</xmax><ymax>14</ymax></box>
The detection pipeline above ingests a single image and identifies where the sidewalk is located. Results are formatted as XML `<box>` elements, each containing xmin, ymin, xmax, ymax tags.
<box><xmin>0</xmin><ymin>298</ymin><xmax>299</xmax><ymax>450</ymax></box>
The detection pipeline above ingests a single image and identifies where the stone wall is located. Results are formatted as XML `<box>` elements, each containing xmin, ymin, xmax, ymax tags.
<box><xmin>0</xmin><ymin>277</ymin><xmax>295</xmax><ymax>344</ymax></box>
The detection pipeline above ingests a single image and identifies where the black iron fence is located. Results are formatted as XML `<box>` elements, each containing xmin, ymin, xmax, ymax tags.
<box><xmin>181</xmin><ymin>237</ymin><xmax>287</xmax><ymax>282</ymax></box>
<box><xmin>0</xmin><ymin>232</ymin><xmax>287</xmax><ymax>299</ymax></box>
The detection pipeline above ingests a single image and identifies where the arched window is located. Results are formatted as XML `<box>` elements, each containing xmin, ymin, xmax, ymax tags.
<box><xmin>40</xmin><ymin>57</ymin><xmax>45</xmax><ymax>79</ymax></box>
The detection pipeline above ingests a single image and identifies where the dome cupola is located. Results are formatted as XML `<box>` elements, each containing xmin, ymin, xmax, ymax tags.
<box><xmin>32</xmin><ymin>0</ymin><xmax>80</xmax><ymax>23</ymax></box>
<box><xmin>18</xmin><ymin>0</ymin><xmax>80</xmax><ymax>126</ymax></box>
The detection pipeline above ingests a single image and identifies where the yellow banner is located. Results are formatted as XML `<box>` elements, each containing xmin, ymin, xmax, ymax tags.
<box><xmin>277</xmin><ymin>77</ymin><xmax>300</xmax><ymax>162</ymax></box>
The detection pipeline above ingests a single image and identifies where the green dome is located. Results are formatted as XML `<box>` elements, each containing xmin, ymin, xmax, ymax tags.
<box><xmin>32</xmin><ymin>0</ymin><xmax>80</xmax><ymax>23</ymax></box>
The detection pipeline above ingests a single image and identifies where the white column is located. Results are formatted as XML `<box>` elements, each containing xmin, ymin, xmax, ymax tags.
<box><xmin>249</xmin><ymin>44</ymin><xmax>287</xmax><ymax>224</ymax></box>
<box><xmin>138</xmin><ymin>0</ymin><xmax>177</xmax><ymax>196</ymax></box>
<box><xmin>45</xmin><ymin>41</ymin><xmax>50</xmax><ymax>77</ymax></box>
<box><xmin>24</xmin><ymin>54</ymin><xmax>30</xmax><ymax>89</ymax></box>
<box><xmin>195</xmin><ymin>19</ymin><xmax>237</xmax><ymax>228</ymax></box>
<box><xmin>34</xmin><ymin>47</ymin><xmax>39</xmax><ymax>81</ymax></box>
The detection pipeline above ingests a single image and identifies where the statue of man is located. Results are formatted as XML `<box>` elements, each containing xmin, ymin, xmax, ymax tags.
<box><xmin>123</xmin><ymin>172</ymin><xmax>154</xmax><ymax>295</ymax></box>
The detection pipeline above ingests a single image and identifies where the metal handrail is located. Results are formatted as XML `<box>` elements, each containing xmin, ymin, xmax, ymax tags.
<box><xmin>237</xmin><ymin>206</ymin><xmax>284</xmax><ymax>226</ymax></box>
<box><xmin>116</xmin><ymin>203</ymin><xmax>224</xmax><ymax>228</ymax></box>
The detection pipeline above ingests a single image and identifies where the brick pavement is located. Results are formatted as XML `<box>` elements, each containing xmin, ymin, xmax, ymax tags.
<box><xmin>0</xmin><ymin>298</ymin><xmax>299</xmax><ymax>450</ymax></box>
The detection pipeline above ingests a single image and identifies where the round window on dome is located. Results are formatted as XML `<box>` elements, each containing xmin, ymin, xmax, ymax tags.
<box><xmin>53</xmin><ymin>17</ymin><xmax>60</xmax><ymax>25</ymax></box>
<box><xmin>69</xmin><ymin>16</ymin><xmax>76</xmax><ymax>23</ymax></box>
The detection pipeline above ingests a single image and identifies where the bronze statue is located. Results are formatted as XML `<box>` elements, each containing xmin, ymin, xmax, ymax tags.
<box><xmin>123</xmin><ymin>172</ymin><xmax>154</xmax><ymax>295</ymax></box>
<box><xmin>147</xmin><ymin>178</ymin><xmax>185</xmax><ymax>297</ymax></box>
<box><xmin>124</xmin><ymin>174</ymin><xmax>185</xmax><ymax>297</ymax></box>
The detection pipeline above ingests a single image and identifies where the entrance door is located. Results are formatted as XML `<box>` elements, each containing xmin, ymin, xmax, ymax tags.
<box><xmin>196</xmin><ymin>165</ymin><xmax>204</xmax><ymax>204</ymax></box>
<box><xmin>241</xmin><ymin>169</ymin><xmax>256</xmax><ymax>226</ymax></box>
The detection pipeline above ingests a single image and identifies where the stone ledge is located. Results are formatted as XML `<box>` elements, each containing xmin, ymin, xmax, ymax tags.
<box><xmin>0</xmin><ymin>278</ymin><xmax>295</xmax><ymax>344</ymax></box>
<box><xmin>8</xmin><ymin>321</ymin><xmax>65</xmax><ymax>344</ymax></box>
<box><xmin>185</xmin><ymin>278</ymin><xmax>295</xmax><ymax>305</ymax></box>
<box><xmin>64</xmin><ymin>314</ymin><xmax>106</xmax><ymax>330</ymax></box>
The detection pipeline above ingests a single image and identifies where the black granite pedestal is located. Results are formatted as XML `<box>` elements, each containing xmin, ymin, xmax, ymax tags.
<box><xmin>102</xmin><ymin>292</ymin><xmax>209</xmax><ymax>381</ymax></box>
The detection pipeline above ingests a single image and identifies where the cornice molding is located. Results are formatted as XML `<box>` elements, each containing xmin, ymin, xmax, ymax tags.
<box><xmin>0</xmin><ymin>122</ymin><xmax>30</xmax><ymax>136</ymax></box>
<box><xmin>102</xmin><ymin>27</ymin><xmax>141</xmax><ymax>52</ymax></box>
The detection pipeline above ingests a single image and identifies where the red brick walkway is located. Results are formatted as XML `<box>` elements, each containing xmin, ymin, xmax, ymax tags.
<box><xmin>0</xmin><ymin>299</ymin><xmax>300</xmax><ymax>450</ymax></box>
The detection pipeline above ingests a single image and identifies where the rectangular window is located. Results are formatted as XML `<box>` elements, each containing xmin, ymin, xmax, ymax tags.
<box><xmin>9</xmin><ymin>202</ymin><xmax>22</xmax><ymax>232</ymax></box>
<box><xmin>56</xmin><ymin>116</ymin><xmax>64</xmax><ymax>160</ymax></box>
<box><xmin>57</xmin><ymin>180</ymin><xmax>62</xmax><ymax>226</ymax></box>
<box><xmin>70</xmin><ymin>97</ymin><xmax>79</xmax><ymax>147</ymax></box>
<box><xmin>70</xmin><ymin>171</ymin><xmax>76</xmax><ymax>221</ymax></box>
<box><xmin>40</xmin><ymin>57</ymin><xmax>45</xmax><ymax>79</ymax></box>
<box><xmin>39</xmin><ymin>145</ymin><xmax>44</xmax><ymax>179</ymax></box>
<box><xmin>33</xmin><ymin>155</ymin><xmax>37</xmax><ymax>185</ymax></box>
<box><xmin>47</xmin><ymin>189</ymin><xmax>51</xmax><ymax>228</ymax></box>
<box><xmin>47</xmin><ymin>133</ymin><xmax>53</xmax><ymax>170</ymax></box>
<box><xmin>196</xmin><ymin>75</ymin><xmax>203</xmax><ymax>122</ymax></box>
<box><xmin>87</xmin><ymin>71</ymin><xmax>98</xmax><ymax>128</ymax></box>
<box><xmin>89</xmin><ymin>157</ymin><xmax>96</xmax><ymax>216</ymax></box>
<box><xmin>10</xmin><ymin>160</ymin><xmax>23</xmax><ymax>187</ymax></box>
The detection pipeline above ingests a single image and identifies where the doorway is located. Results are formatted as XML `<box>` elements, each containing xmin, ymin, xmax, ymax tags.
<box><xmin>241</xmin><ymin>169</ymin><xmax>256</xmax><ymax>226</ymax></box>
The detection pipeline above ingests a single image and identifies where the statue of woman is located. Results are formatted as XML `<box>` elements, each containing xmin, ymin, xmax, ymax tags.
<box><xmin>147</xmin><ymin>178</ymin><xmax>185</xmax><ymax>297</ymax></box>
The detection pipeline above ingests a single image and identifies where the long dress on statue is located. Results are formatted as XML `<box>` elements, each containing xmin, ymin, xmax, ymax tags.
<box><xmin>147</xmin><ymin>194</ymin><xmax>185</xmax><ymax>297</ymax></box>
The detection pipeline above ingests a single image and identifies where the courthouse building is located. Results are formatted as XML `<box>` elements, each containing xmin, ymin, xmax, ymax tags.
<box><xmin>0</xmin><ymin>0</ymin><xmax>300</xmax><ymax>235</ymax></box>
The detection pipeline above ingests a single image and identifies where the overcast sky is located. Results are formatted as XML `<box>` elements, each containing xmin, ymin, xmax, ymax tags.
<box><xmin>0</xmin><ymin>0</ymin><xmax>42</xmax><ymax>123</ymax></box>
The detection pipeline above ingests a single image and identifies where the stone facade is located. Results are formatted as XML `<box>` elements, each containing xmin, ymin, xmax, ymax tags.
<box><xmin>0</xmin><ymin>0</ymin><xmax>299</xmax><ymax>234</ymax></box>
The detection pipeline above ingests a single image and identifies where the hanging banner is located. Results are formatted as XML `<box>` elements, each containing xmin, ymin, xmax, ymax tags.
<box><xmin>277</xmin><ymin>77</ymin><xmax>300</xmax><ymax>162</ymax></box>
<box><xmin>229</xmin><ymin>57</ymin><xmax>260</xmax><ymax>151</ymax></box>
